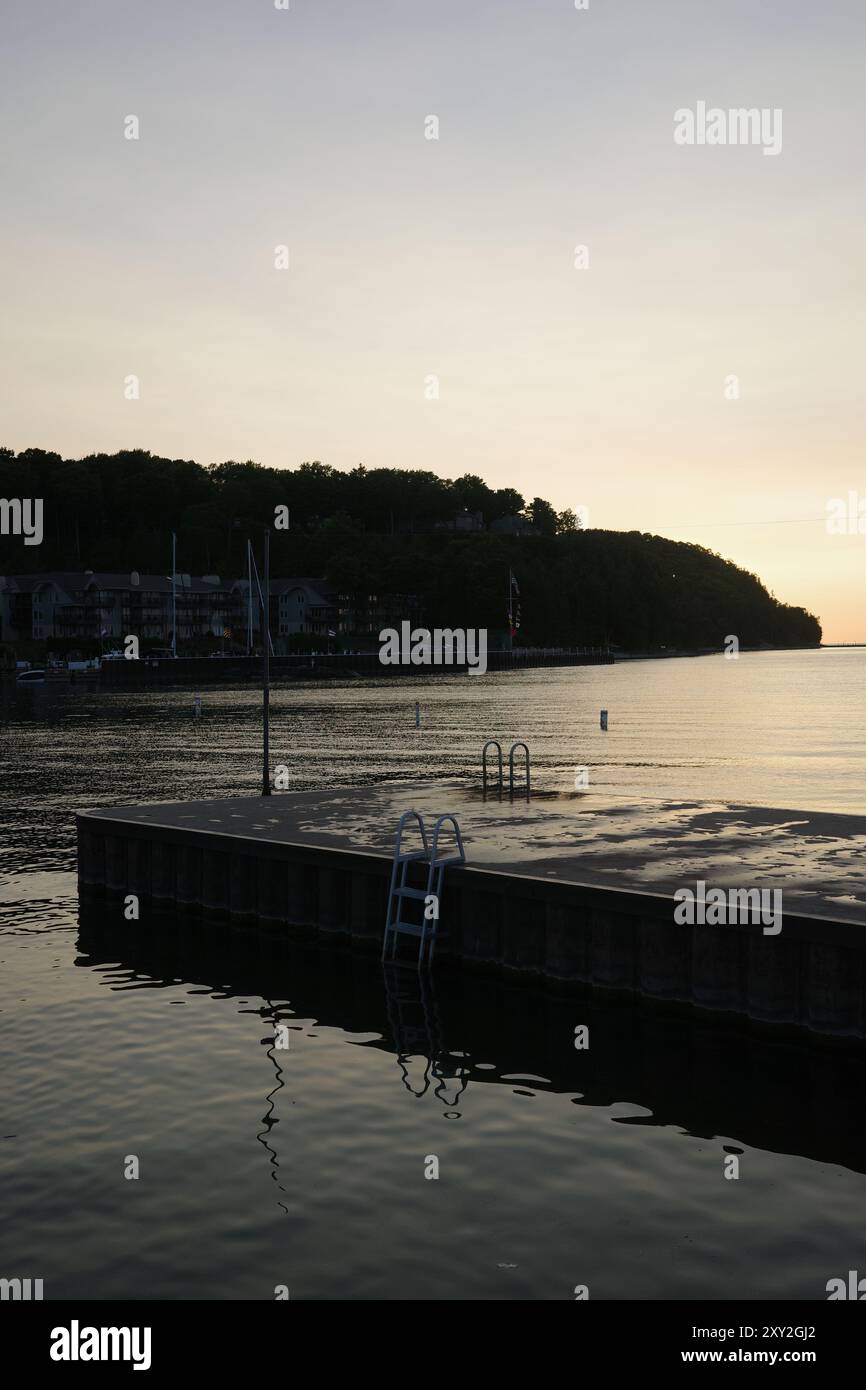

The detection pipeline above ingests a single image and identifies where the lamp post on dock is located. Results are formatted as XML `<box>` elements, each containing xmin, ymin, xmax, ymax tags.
<box><xmin>247</xmin><ymin>538</ymin><xmax>253</xmax><ymax>656</ymax></box>
<box><xmin>262</xmin><ymin>527</ymin><xmax>271</xmax><ymax>796</ymax></box>
<box><xmin>171</xmin><ymin>532</ymin><xmax>177</xmax><ymax>659</ymax></box>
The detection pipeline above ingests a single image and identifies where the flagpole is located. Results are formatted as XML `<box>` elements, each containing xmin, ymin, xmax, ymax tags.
<box><xmin>171</xmin><ymin>532</ymin><xmax>177</xmax><ymax>658</ymax></box>
<box><xmin>507</xmin><ymin>568</ymin><xmax>513</xmax><ymax>652</ymax></box>
<box><xmin>261</xmin><ymin>528</ymin><xmax>271</xmax><ymax>796</ymax></box>
<box><xmin>247</xmin><ymin>540</ymin><xmax>253</xmax><ymax>656</ymax></box>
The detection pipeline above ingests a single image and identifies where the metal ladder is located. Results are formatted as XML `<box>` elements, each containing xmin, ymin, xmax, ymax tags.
<box><xmin>482</xmin><ymin>739</ymin><xmax>503</xmax><ymax>796</ymax></box>
<box><xmin>508</xmin><ymin>740</ymin><xmax>530</xmax><ymax>795</ymax></box>
<box><xmin>482</xmin><ymin>740</ymin><xmax>530</xmax><ymax>797</ymax></box>
<box><xmin>382</xmin><ymin>810</ymin><xmax>465</xmax><ymax>967</ymax></box>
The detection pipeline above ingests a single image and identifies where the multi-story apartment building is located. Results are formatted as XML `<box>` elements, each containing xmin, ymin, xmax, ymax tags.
<box><xmin>272</xmin><ymin>579</ymin><xmax>339</xmax><ymax>639</ymax></box>
<box><xmin>0</xmin><ymin>572</ymin><xmax>425</xmax><ymax>650</ymax></box>
<box><xmin>239</xmin><ymin>580</ymin><xmax>421</xmax><ymax>644</ymax></box>
<box><xmin>0</xmin><ymin>572</ymin><xmax>233</xmax><ymax>646</ymax></box>
<box><xmin>336</xmin><ymin>590</ymin><xmax>424</xmax><ymax>637</ymax></box>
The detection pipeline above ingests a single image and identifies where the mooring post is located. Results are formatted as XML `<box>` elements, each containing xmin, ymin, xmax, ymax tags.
<box><xmin>262</xmin><ymin>527</ymin><xmax>271</xmax><ymax>796</ymax></box>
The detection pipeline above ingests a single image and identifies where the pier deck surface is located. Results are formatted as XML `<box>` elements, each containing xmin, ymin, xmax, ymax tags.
<box><xmin>82</xmin><ymin>778</ymin><xmax>866</xmax><ymax>926</ymax></box>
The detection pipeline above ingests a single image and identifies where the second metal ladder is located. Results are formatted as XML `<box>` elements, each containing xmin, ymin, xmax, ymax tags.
<box><xmin>382</xmin><ymin>810</ymin><xmax>465</xmax><ymax>967</ymax></box>
<box><xmin>482</xmin><ymin>739</ymin><xmax>531</xmax><ymax>796</ymax></box>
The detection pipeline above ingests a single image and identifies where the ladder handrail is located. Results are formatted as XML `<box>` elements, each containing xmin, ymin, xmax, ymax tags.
<box><xmin>420</xmin><ymin>815</ymin><xmax>465</xmax><ymax>968</ymax></box>
<box><xmin>383</xmin><ymin>810</ymin><xmax>429</xmax><ymax>958</ymax></box>
<box><xmin>482</xmin><ymin>739</ymin><xmax>503</xmax><ymax>796</ymax></box>
<box><xmin>508</xmin><ymin>740</ymin><xmax>530</xmax><ymax>796</ymax></box>
<box><xmin>429</xmin><ymin>813</ymin><xmax>466</xmax><ymax>867</ymax></box>
<box><xmin>393</xmin><ymin>808</ymin><xmax>429</xmax><ymax>855</ymax></box>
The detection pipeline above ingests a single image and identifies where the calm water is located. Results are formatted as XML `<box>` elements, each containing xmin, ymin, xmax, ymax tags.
<box><xmin>1</xmin><ymin>650</ymin><xmax>865</xmax><ymax>1299</ymax></box>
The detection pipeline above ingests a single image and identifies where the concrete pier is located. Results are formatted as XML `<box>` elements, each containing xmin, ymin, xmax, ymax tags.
<box><xmin>98</xmin><ymin>647</ymin><xmax>613</xmax><ymax>687</ymax></box>
<box><xmin>76</xmin><ymin>779</ymin><xmax>866</xmax><ymax>1043</ymax></box>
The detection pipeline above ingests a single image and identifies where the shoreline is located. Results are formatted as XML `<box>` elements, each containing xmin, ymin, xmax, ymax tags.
<box><xmin>3</xmin><ymin>642</ymin><xmax>833</xmax><ymax>689</ymax></box>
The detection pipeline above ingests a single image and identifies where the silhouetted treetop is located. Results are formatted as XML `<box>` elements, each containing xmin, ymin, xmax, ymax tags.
<box><xmin>0</xmin><ymin>446</ymin><xmax>821</xmax><ymax>649</ymax></box>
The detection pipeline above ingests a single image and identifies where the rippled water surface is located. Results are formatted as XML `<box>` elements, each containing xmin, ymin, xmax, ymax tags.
<box><xmin>1</xmin><ymin>651</ymin><xmax>865</xmax><ymax>1299</ymax></box>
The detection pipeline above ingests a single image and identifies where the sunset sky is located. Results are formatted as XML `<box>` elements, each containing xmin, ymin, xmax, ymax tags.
<box><xmin>2</xmin><ymin>0</ymin><xmax>864</xmax><ymax>639</ymax></box>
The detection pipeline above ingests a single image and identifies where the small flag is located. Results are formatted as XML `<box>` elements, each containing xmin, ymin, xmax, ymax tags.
<box><xmin>327</xmin><ymin>629</ymin><xmax>336</xmax><ymax>637</ymax></box>
<box><xmin>508</xmin><ymin>571</ymin><xmax>521</xmax><ymax>636</ymax></box>
<box><xmin>223</xmin><ymin>626</ymin><xmax>232</xmax><ymax>639</ymax></box>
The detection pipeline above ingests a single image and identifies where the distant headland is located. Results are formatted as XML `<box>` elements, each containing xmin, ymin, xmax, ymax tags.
<box><xmin>1</xmin><ymin>447</ymin><xmax>821</xmax><ymax>653</ymax></box>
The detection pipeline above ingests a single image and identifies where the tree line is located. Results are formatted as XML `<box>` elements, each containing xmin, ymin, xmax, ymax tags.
<box><xmin>0</xmin><ymin>447</ymin><xmax>821</xmax><ymax>649</ymax></box>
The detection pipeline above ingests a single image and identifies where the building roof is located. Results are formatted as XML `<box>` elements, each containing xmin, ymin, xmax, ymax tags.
<box><xmin>270</xmin><ymin>577</ymin><xmax>336</xmax><ymax>605</ymax></box>
<box><xmin>0</xmin><ymin>571</ymin><xmax>230</xmax><ymax>596</ymax></box>
<box><xmin>2</xmin><ymin>572</ymin><xmax>338</xmax><ymax>604</ymax></box>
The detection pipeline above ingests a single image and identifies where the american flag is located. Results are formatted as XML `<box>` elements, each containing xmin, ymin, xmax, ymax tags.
<box><xmin>223</xmin><ymin>626</ymin><xmax>232</xmax><ymax>639</ymax></box>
